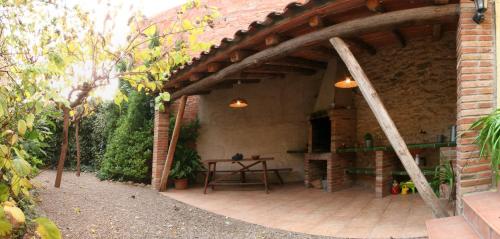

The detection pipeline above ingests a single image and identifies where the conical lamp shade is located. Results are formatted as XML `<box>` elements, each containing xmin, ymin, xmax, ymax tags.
<box><xmin>229</xmin><ymin>98</ymin><xmax>248</xmax><ymax>108</ymax></box>
<box><xmin>334</xmin><ymin>77</ymin><xmax>358</xmax><ymax>88</ymax></box>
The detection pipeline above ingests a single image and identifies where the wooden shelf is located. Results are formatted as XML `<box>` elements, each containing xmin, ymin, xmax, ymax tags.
<box><xmin>336</xmin><ymin>142</ymin><xmax>456</xmax><ymax>153</ymax></box>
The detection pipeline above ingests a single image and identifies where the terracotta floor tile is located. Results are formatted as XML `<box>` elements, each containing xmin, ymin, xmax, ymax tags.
<box><xmin>162</xmin><ymin>184</ymin><xmax>431</xmax><ymax>238</ymax></box>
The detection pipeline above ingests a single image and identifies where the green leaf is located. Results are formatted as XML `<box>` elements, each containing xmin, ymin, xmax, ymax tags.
<box><xmin>0</xmin><ymin>145</ymin><xmax>8</xmax><ymax>157</ymax></box>
<box><xmin>17</xmin><ymin>120</ymin><xmax>27</xmax><ymax>136</ymax></box>
<box><xmin>35</xmin><ymin>217</ymin><xmax>62</xmax><ymax>239</ymax></box>
<box><xmin>143</xmin><ymin>25</ymin><xmax>157</xmax><ymax>37</ymax></box>
<box><xmin>0</xmin><ymin>184</ymin><xmax>9</xmax><ymax>202</ymax></box>
<box><xmin>0</xmin><ymin>218</ymin><xmax>12</xmax><ymax>237</ymax></box>
<box><xmin>26</xmin><ymin>114</ymin><xmax>35</xmax><ymax>129</ymax></box>
<box><xmin>12</xmin><ymin>157</ymin><xmax>31</xmax><ymax>177</ymax></box>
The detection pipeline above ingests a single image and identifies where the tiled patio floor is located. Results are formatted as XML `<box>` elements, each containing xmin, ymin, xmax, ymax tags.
<box><xmin>162</xmin><ymin>183</ymin><xmax>433</xmax><ymax>238</ymax></box>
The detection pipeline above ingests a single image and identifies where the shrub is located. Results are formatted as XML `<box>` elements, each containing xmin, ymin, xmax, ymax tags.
<box><xmin>97</xmin><ymin>91</ymin><xmax>154</xmax><ymax>182</ymax></box>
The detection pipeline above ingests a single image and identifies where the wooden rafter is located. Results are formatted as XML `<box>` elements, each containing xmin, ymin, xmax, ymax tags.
<box><xmin>245</xmin><ymin>65</ymin><xmax>316</xmax><ymax>75</ymax></box>
<box><xmin>159</xmin><ymin>95</ymin><xmax>188</xmax><ymax>192</ymax></box>
<box><xmin>308</xmin><ymin>15</ymin><xmax>324</xmax><ymax>28</ymax></box>
<box><xmin>230</xmin><ymin>72</ymin><xmax>286</xmax><ymax>79</ymax></box>
<box><xmin>207</xmin><ymin>62</ymin><xmax>226</xmax><ymax>72</ymax></box>
<box><xmin>433</xmin><ymin>0</ymin><xmax>450</xmax><ymax>4</ymax></box>
<box><xmin>392</xmin><ymin>29</ymin><xmax>406</xmax><ymax>47</ymax></box>
<box><xmin>366</xmin><ymin>0</ymin><xmax>385</xmax><ymax>13</ymax></box>
<box><xmin>266</xmin><ymin>57</ymin><xmax>327</xmax><ymax>69</ymax></box>
<box><xmin>432</xmin><ymin>24</ymin><xmax>442</xmax><ymax>41</ymax></box>
<box><xmin>265</xmin><ymin>34</ymin><xmax>283</xmax><ymax>46</ymax></box>
<box><xmin>171</xmin><ymin>5</ymin><xmax>459</xmax><ymax>99</ymax></box>
<box><xmin>330</xmin><ymin>37</ymin><xmax>448</xmax><ymax>218</ymax></box>
<box><xmin>230</xmin><ymin>50</ymin><xmax>256</xmax><ymax>62</ymax></box>
<box><xmin>347</xmin><ymin>37</ymin><xmax>376</xmax><ymax>55</ymax></box>
<box><xmin>189</xmin><ymin>73</ymin><xmax>206</xmax><ymax>82</ymax></box>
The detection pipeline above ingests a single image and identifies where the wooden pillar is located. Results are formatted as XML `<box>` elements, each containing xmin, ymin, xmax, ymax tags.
<box><xmin>330</xmin><ymin>37</ymin><xmax>448</xmax><ymax>218</ymax></box>
<box><xmin>159</xmin><ymin>95</ymin><xmax>188</xmax><ymax>192</ymax></box>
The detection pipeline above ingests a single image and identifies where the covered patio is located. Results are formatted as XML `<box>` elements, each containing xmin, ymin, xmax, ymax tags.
<box><xmin>163</xmin><ymin>184</ymin><xmax>432</xmax><ymax>238</ymax></box>
<box><xmin>151</xmin><ymin>0</ymin><xmax>496</xmax><ymax>237</ymax></box>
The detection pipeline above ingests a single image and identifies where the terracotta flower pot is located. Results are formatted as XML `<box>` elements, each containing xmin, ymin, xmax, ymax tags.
<box><xmin>174</xmin><ymin>178</ymin><xmax>189</xmax><ymax>190</ymax></box>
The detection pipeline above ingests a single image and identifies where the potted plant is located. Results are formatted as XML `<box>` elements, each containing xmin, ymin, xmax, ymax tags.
<box><xmin>364</xmin><ymin>133</ymin><xmax>373</xmax><ymax>148</ymax></box>
<box><xmin>170</xmin><ymin>145</ymin><xmax>204</xmax><ymax>189</ymax></box>
<box><xmin>471</xmin><ymin>109</ymin><xmax>500</xmax><ymax>189</ymax></box>
<box><xmin>430</xmin><ymin>160</ymin><xmax>454</xmax><ymax>200</ymax></box>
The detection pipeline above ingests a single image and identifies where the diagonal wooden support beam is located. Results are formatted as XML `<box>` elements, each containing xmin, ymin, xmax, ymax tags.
<box><xmin>159</xmin><ymin>95</ymin><xmax>188</xmax><ymax>192</ymax></box>
<box><xmin>329</xmin><ymin>37</ymin><xmax>448</xmax><ymax>218</ymax></box>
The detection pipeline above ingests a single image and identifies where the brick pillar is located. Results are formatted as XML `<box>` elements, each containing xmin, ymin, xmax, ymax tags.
<box><xmin>329</xmin><ymin>108</ymin><xmax>356</xmax><ymax>192</ymax></box>
<box><xmin>152</xmin><ymin>106</ymin><xmax>170</xmax><ymax>190</ymax></box>
<box><xmin>375</xmin><ymin>151</ymin><xmax>392</xmax><ymax>198</ymax></box>
<box><xmin>455</xmin><ymin>0</ymin><xmax>496</xmax><ymax>212</ymax></box>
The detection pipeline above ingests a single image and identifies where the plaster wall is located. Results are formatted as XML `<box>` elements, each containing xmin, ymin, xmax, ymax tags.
<box><xmin>197</xmin><ymin>73</ymin><xmax>323</xmax><ymax>182</ymax></box>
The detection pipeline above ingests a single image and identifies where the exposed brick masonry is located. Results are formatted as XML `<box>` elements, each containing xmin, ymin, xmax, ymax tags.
<box><xmin>455</xmin><ymin>0</ymin><xmax>496</xmax><ymax>212</ymax></box>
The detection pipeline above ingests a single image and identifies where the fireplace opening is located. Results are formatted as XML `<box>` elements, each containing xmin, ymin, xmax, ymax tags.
<box><xmin>311</xmin><ymin>116</ymin><xmax>331</xmax><ymax>152</ymax></box>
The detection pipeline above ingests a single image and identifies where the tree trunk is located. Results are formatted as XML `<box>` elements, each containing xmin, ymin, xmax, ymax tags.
<box><xmin>54</xmin><ymin>107</ymin><xmax>70</xmax><ymax>188</ymax></box>
<box><xmin>75</xmin><ymin>118</ymin><xmax>81</xmax><ymax>177</ymax></box>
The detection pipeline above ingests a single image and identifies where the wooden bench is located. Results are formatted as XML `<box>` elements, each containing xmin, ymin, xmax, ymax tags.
<box><xmin>198</xmin><ymin>168</ymin><xmax>292</xmax><ymax>185</ymax></box>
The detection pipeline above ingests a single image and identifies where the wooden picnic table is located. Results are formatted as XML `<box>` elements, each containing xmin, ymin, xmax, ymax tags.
<box><xmin>203</xmin><ymin>157</ymin><xmax>273</xmax><ymax>194</ymax></box>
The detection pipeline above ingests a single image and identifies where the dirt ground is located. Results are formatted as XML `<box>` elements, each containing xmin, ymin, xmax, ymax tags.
<box><xmin>33</xmin><ymin>170</ymin><xmax>329</xmax><ymax>239</ymax></box>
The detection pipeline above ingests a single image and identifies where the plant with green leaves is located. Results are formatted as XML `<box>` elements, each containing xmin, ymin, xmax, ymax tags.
<box><xmin>471</xmin><ymin>108</ymin><xmax>500</xmax><ymax>188</ymax></box>
<box><xmin>0</xmin><ymin>0</ymin><xmax>64</xmax><ymax>237</ymax></box>
<box><xmin>170</xmin><ymin>145</ymin><xmax>204</xmax><ymax>181</ymax></box>
<box><xmin>430</xmin><ymin>160</ymin><xmax>454</xmax><ymax>198</ymax></box>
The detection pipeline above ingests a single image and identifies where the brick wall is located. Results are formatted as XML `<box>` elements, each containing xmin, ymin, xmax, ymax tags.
<box><xmin>354</xmin><ymin>33</ymin><xmax>458</xmax><ymax>147</ymax></box>
<box><xmin>455</xmin><ymin>0</ymin><xmax>496</xmax><ymax>212</ymax></box>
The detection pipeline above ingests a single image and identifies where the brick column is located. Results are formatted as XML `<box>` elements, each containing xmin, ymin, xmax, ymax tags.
<box><xmin>455</xmin><ymin>0</ymin><xmax>496</xmax><ymax>212</ymax></box>
<box><xmin>375</xmin><ymin>151</ymin><xmax>392</xmax><ymax>198</ymax></box>
<box><xmin>329</xmin><ymin>108</ymin><xmax>356</xmax><ymax>192</ymax></box>
<box><xmin>152</xmin><ymin>106</ymin><xmax>170</xmax><ymax>190</ymax></box>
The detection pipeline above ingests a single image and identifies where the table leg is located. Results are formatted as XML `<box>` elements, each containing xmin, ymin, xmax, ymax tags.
<box><xmin>211</xmin><ymin>162</ymin><xmax>217</xmax><ymax>190</ymax></box>
<box><xmin>262</xmin><ymin>161</ymin><xmax>269</xmax><ymax>193</ymax></box>
<box><xmin>204</xmin><ymin>163</ymin><xmax>212</xmax><ymax>194</ymax></box>
<box><xmin>240</xmin><ymin>171</ymin><xmax>246</xmax><ymax>183</ymax></box>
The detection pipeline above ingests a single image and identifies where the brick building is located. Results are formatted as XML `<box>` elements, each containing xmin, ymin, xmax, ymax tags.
<box><xmin>152</xmin><ymin>0</ymin><xmax>499</xmax><ymax>232</ymax></box>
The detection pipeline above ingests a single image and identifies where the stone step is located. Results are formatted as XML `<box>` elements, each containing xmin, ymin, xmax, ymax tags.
<box><xmin>426</xmin><ymin>216</ymin><xmax>479</xmax><ymax>239</ymax></box>
<box><xmin>463</xmin><ymin>191</ymin><xmax>500</xmax><ymax>239</ymax></box>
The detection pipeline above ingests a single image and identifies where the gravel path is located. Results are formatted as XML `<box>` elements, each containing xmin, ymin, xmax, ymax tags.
<box><xmin>34</xmin><ymin>170</ymin><xmax>330</xmax><ymax>239</ymax></box>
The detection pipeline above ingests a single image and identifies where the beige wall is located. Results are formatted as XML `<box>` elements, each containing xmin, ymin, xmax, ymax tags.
<box><xmin>197</xmin><ymin>73</ymin><xmax>323</xmax><ymax>182</ymax></box>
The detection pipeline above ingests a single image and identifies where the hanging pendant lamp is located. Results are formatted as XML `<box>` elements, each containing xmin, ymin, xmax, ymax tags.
<box><xmin>334</xmin><ymin>76</ymin><xmax>358</xmax><ymax>89</ymax></box>
<box><xmin>229</xmin><ymin>80</ymin><xmax>248</xmax><ymax>108</ymax></box>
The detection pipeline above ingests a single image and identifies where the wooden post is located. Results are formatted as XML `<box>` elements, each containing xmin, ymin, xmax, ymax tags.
<box><xmin>329</xmin><ymin>37</ymin><xmax>448</xmax><ymax>218</ymax></box>
<box><xmin>159</xmin><ymin>95</ymin><xmax>188</xmax><ymax>192</ymax></box>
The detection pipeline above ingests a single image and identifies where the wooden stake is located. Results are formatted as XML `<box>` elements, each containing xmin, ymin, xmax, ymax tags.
<box><xmin>330</xmin><ymin>37</ymin><xmax>448</xmax><ymax>218</ymax></box>
<box><xmin>159</xmin><ymin>95</ymin><xmax>188</xmax><ymax>191</ymax></box>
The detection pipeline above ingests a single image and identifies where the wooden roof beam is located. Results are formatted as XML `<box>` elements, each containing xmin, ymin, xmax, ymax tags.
<box><xmin>171</xmin><ymin>4</ymin><xmax>459</xmax><ymax>99</ymax></box>
<box><xmin>347</xmin><ymin>37</ymin><xmax>376</xmax><ymax>55</ymax></box>
<box><xmin>228</xmin><ymin>72</ymin><xmax>286</xmax><ymax>79</ymax></box>
<box><xmin>366</xmin><ymin>0</ymin><xmax>385</xmax><ymax>13</ymax></box>
<box><xmin>432</xmin><ymin>24</ymin><xmax>442</xmax><ymax>41</ymax></box>
<box><xmin>266</xmin><ymin>57</ymin><xmax>327</xmax><ymax>69</ymax></box>
<box><xmin>308</xmin><ymin>15</ymin><xmax>324</xmax><ymax>28</ymax></box>
<box><xmin>265</xmin><ymin>34</ymin><xmax>285</xmax><ymax>47</ymax></box>
<box><xmin>189</xmin><ymin>73</ymin><xmax>207</xmax><ymax>82</ymax></box>
<box><xmin>230</xmin><ymin>50</ymin><xmax>257</xmax><ymax>62</ymax></box>
<box><xmin>245</xmin><ymin>65</ymin><xmax>316</xmax><ymax>75</ymax></box>
<box><xmin>207</xmin><ymin>62</ymin><xmax>226</xmax><ymax>73</ymax></box>
<box><xmin>433</xmin><ymin>0</ymin><xmax>450</xmax><ymax>4</ymax></box>
<box><xmin>392</xmin><ymin>29</ymin><xmax>406</xmax><ymax>47</ymax></box>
